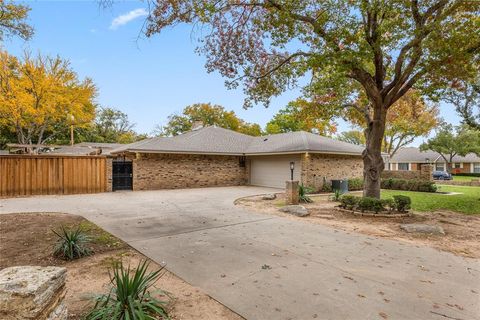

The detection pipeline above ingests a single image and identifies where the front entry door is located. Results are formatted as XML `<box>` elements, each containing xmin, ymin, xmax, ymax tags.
<box><xmin>112</xmin><ymin>161</ymin><xmax>133</xmax><ymax>191</ymax></box>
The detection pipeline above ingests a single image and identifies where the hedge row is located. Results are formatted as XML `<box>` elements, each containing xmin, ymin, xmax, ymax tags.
<box><xmin>348</xmin><ymin>177</ymin><xmax>437</xmax><ymax>193</ymax></box>
<box><xmin>348</xmin><ymin>178</ymin><xmax>364</xmax><ymax>191</ymax></box>
<box><xmin>323</xmin><ymin>177</ymin><xmax>437</xmax><ymax>193</ymax></box>
<box><xmin>381</xmin><ymin>178</ymin><xmax>437</xmax><ymax>192</ymax></box>
<box><xmin>453</xmin><ymin>173</ymin><xmax>480</xmax><ymax>177</ymax></box>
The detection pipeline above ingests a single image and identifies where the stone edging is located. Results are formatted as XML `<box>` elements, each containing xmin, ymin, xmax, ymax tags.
<box><xmin>335</xmin><ymin>207</ymin><xmax>411</xmax><ymax>217</ymax></box>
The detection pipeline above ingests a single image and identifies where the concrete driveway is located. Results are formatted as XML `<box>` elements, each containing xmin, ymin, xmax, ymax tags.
<box><xmin>1</xmin><ymin>187</ymin><xmax>479</xmax><ymax>320</ymax></box>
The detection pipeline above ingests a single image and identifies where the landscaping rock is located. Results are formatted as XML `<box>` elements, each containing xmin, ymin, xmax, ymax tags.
<box><xmin>0</xmin><ymin>266</ymin><xmax>67</xmax><ymax>320</ymax></box>
<box><xmin>400</xmin><ymin>224</ymin><xmax>445</xmax><ymax>235</ymax></box>
<box><xmin>280</xmin><ymin>205</ymin><xmax>309</xmax><ymax>217</ymax></box>
<box><xmin>262</xmin><ymin>194</ymin><xmax>277</xmax><ymax>200</ymax></box>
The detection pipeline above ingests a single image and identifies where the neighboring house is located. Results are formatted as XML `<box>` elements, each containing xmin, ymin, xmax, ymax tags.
<box><xmin>109</xmin><ymin>126</ymin><xmax>366</xmax><ymax>191</ymax></box>
<box><xmin>48</xmin><ymin>142</ymin><xmax>124</xmax><ymax>156</ymax></box>
<box><xmin>5</xmin><ymin>142</ymin><xmax>123</xmax><ymax>156</ymax></box>
<box><xmin>389</xmin><ymin>147</ymin><xmax>480</xmax><ymax>174</ymax></box>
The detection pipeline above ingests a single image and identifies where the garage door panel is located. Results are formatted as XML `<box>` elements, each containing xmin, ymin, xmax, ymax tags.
<box><xmin>250</xmin><ymin>156</ymin><xmax>301</xmax><ymax>188</ymax></box>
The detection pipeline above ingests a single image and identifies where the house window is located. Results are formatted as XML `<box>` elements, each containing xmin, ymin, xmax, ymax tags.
<box><xmin>398</xmin><ymin>163</ymin><xmax>409</xmax><ymax>171</ymax></box>
<box><xmin>436</xmin><ymin>163</ymin><xmax>445</xmax><ymax>171</ymax></box>
<box><xmin>453</xmin><ymin>163</ymin><xmax>461</xmax><ymax>169</ymax></box>
<box><xmin>474</xmin><ymin>163</ymin><xmax>480</xmax><ymax>173</ymax></box>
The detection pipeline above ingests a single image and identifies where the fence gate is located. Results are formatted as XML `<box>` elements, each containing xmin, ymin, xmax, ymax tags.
<box><xmin>112</xmin><ymin>160</ymin><xmax>133</xmax><ymax>191</ymax></box>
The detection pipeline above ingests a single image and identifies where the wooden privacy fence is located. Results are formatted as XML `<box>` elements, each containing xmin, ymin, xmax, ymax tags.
<box><xmin>0</xmin><ymin>155</ymin><xmax>107</xmax><ymax>197</ymax></box>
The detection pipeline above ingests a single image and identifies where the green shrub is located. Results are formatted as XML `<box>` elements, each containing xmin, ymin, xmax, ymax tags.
<box><xmin>393</xmin><ymin>195</ymin><xmax>411</xmax><ymax>212</ymax></box>
<box><xmin>348</xmin><ymin>178</ymin><xmax>364</xmax><ymax>191</ymax></box>
<box><xmin>330</xmin><ymin>189</ymin><xmax>342</xmax><ymax>202</ymax></box>
<box><xmin>299</xmin><ymin>184</ymin><xmax>314</xmax><ymax>203</ymax></box>
<box><xmin>357</xmin><ymin>197</ymin><xmax>385</xmax><ymax>213</ymax></box>
<box><xmin>53</xmin><ymin>226</ymin><xmax>92</xmax><ymax>261</ymax></box>
<box><xmin>381</xmin><ymin>178</ymin><xmax>437</xmax><ymax>192</ymax></box>
<box><xmin>382</xmin><ymin>198</ymin><xmax>396</xmax><ymax>212</ymax></box>
<box><xmin>321</xmin><ymin>182</ymin><xmax>332</xmax><ymax>193</ymax></box>
<box><xmin>86</xmin><ymin>260</ymin><xmax>169</xmax><ymax>320</ymax></box>
<box><xmin>340</xmin><ymin>195</ymin><xmax>359</xmax><ymax>210</ymax></box>
<box><xmin>453</xmin><ymin>173</ymin><xmax>480</xmax><ymax>177</ymax></box>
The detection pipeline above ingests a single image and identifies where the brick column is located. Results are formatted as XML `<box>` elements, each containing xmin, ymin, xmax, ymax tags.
<box><xmin>285</xmin><ymin>180</ymin><xmax>299</xmax><ymax>205</ymax></box>
<box><xmin>420</xmin><ymin>164</ymin><xmax>434</xmax><ymax>181</ymax></box>
<box><xmin>300</xmin><ymin>153</ymin><xmax>311</xmax><ymax>187</ymax></box>
<box><xmin>105</xmin><ymin>158</ymin><xmax>113</xmax><ymax>192</ymax></box>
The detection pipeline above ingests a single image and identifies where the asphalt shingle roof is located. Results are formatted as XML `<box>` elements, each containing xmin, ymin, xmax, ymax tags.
<box><xmin>390</xmin><ymin>147</ymin><xmax>480</xmax><ymax>163</ymax></box>
<box><xmin>111</xmin><ymin>126</ymin><xmax>365</xmax><ymax>156</ymax></box>
<box><xmin>245</xmin><ymin>131</ymin><xmax>365</xmax><ymax>154</ymax></box>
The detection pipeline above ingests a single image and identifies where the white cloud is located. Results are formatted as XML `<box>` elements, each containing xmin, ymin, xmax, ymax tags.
<box><xmin>110</xmin><ymin>8</ymin><xmax>148</xmax><ymax>30</ymax></box>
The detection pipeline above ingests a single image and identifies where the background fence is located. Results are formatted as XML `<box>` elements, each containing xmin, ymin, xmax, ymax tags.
<box><xmin>0</xmin><ymin>155</ymin><xmax>107</xmax><ymax>197</ymax></box>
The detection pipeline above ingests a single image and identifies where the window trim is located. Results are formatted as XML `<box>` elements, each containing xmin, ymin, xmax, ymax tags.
<box><xmin>473</xmin><ymin>163</ymin><xmax>480</xmax><ymax>174</ymax></box>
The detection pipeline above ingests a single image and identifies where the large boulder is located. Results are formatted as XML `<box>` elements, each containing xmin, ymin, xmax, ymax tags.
<box><xmin>400</xmin><ymin>224</ymin><xmax>445</xmax><ymax>235</ymax></box>
<box><xmin>280</xmin><ymin>205</ymin><xmax>309</xmax><ymax>217</ymax></box>
<box><xmin>0</xmin><ymin>266</ymin><xmax>67</xmax><ymax>320</ymax></box>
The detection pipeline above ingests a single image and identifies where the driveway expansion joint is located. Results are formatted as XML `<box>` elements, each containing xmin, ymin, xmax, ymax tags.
<box><xmin>128</xmin><ymin>217</ymin><xmax>275</xmax><ymax>243</ymax></box>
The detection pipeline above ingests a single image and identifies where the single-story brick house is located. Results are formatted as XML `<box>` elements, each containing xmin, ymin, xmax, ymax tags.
<box><xmin>108</xmin><ymin>126</ymin><xmax>367</xmax><ymax>191</ymax></box>
<box><xmin>388</xmin><ymin>147</ymin><xmax>480</xmax><ymax>174</ymax></box>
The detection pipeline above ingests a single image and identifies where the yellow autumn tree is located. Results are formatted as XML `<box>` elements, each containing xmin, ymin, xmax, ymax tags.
<box><xmin>346</xmin><ymin>91</ymin><xmax>439</xmax><ymax>157</ymax></box>
<box><xmin>0</xmin><ymin>50</ymin><xmax>96</xmax><ymax>148</ymax></box>
<box><xmin>265</xmin><ymin>98</ymin><xmax>338</xmax><ymax>136</ymax></box>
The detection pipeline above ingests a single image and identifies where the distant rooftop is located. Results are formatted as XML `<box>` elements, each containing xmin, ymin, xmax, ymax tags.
<box><xmin>391</xmin><ymin>147</ymin><xmax>480</xmax><ymax>163</ymax></box>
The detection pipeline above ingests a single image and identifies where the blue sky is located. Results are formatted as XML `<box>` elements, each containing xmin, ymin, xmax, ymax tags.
<box><xmin>4</xmin><ymin>1</ymin><xmax>461</xmax><ymax>145</ymax></box>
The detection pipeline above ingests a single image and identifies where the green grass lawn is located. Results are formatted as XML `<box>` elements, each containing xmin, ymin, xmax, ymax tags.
<box><xmin>452</xmin><ymin>175</ymin><xmax>478</xmax><ymax>182</ymax></box>
<box><xmin>381</xmin><ymin>185</ymin><xmax>480</xmax><ymax>215</ymax></box>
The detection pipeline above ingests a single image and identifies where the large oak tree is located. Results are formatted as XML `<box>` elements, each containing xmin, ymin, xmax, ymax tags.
<box><xmin>145</xmin><ymin>1</ymin><xmax>480</xmax><ymax>198</ymax></box>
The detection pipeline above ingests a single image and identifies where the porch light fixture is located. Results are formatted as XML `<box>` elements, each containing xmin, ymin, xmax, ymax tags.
<box><xmin>290</xmin><ymin>161</ymin><xmax>295</xmax><ymax>180</ymax></box>
<box><xmin>425</xmin><ymin>158</ymin><xmax>430</xmax><ymax>164</ymax></box>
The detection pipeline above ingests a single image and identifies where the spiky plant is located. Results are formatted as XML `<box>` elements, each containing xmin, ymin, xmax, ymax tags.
<box><xmin>53</xmin><ymin>225</ymin><xmax>92</xmax><ymax>260</ymax></box>
<box><xmin>299</xmin><ymin>184</ymin><xmax>314</xmax><ymax>203</ymax></box>
<box><xmin>330</xmin><ymin>189</ymin><xmax>342</xmax><ymax>202</ymax></box>
<box><xmin>85</xmin><ymin>260</ymin><xmax>169</xmax><ymax>320</ymax></box>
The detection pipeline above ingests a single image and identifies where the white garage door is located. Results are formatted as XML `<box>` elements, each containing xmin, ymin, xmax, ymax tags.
<box><xmin>250</xmin><ymin>155</ymin><xmax>302</xmax><ymax>188</ymax></box>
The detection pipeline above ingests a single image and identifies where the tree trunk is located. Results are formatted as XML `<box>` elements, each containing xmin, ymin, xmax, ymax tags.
<box><xmin>363</xmin><ymin>106</ymin><xmax>387</xmax><ymax>199</ymax></box>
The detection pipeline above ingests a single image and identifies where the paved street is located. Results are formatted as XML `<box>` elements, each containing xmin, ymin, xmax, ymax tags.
<box><xmin>1</xmin><ymin>187</ymin><xmax>478</xmax><ymax>320</ymax></box>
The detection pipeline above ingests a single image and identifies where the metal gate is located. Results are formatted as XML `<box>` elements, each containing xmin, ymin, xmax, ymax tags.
<box><xmin>112</xmin><ymin>161</ymin><xmax>133</xmax><ymax>191</ymax></box>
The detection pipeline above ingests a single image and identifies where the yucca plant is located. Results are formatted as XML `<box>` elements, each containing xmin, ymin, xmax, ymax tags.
<box><xmin>85</xmin><ymin>260</ymin><xmax>170</xmax><ymax>320</ymax></box>
<box><xmin>53</xmin><ymin>225</ymin><xmax>92</xmax><ymax>260</ymax></box>
<box><xmin>330</xmin><ymin>189</ymin><xmax>342</xmax><ymax>202</ymax></box>
<box><xmin>299</xmin><ymin>184</ymin><xmax>314</xmax><ymax>203</ymax></box>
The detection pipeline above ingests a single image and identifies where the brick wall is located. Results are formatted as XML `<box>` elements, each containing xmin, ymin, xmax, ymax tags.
<box><xmin>133</xmin><ymin>153</ymin><xmax>247</xmax><ymax>190</ymax></box>
<box><xmin>301</xmin><ymin>153</ymin><xmax>364</xmax><ymax>190</ymax></box>
<box><xmin>382</xmin><ymin>164</ymin><xmax>433</xmax><ymax>181</ymax></box>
